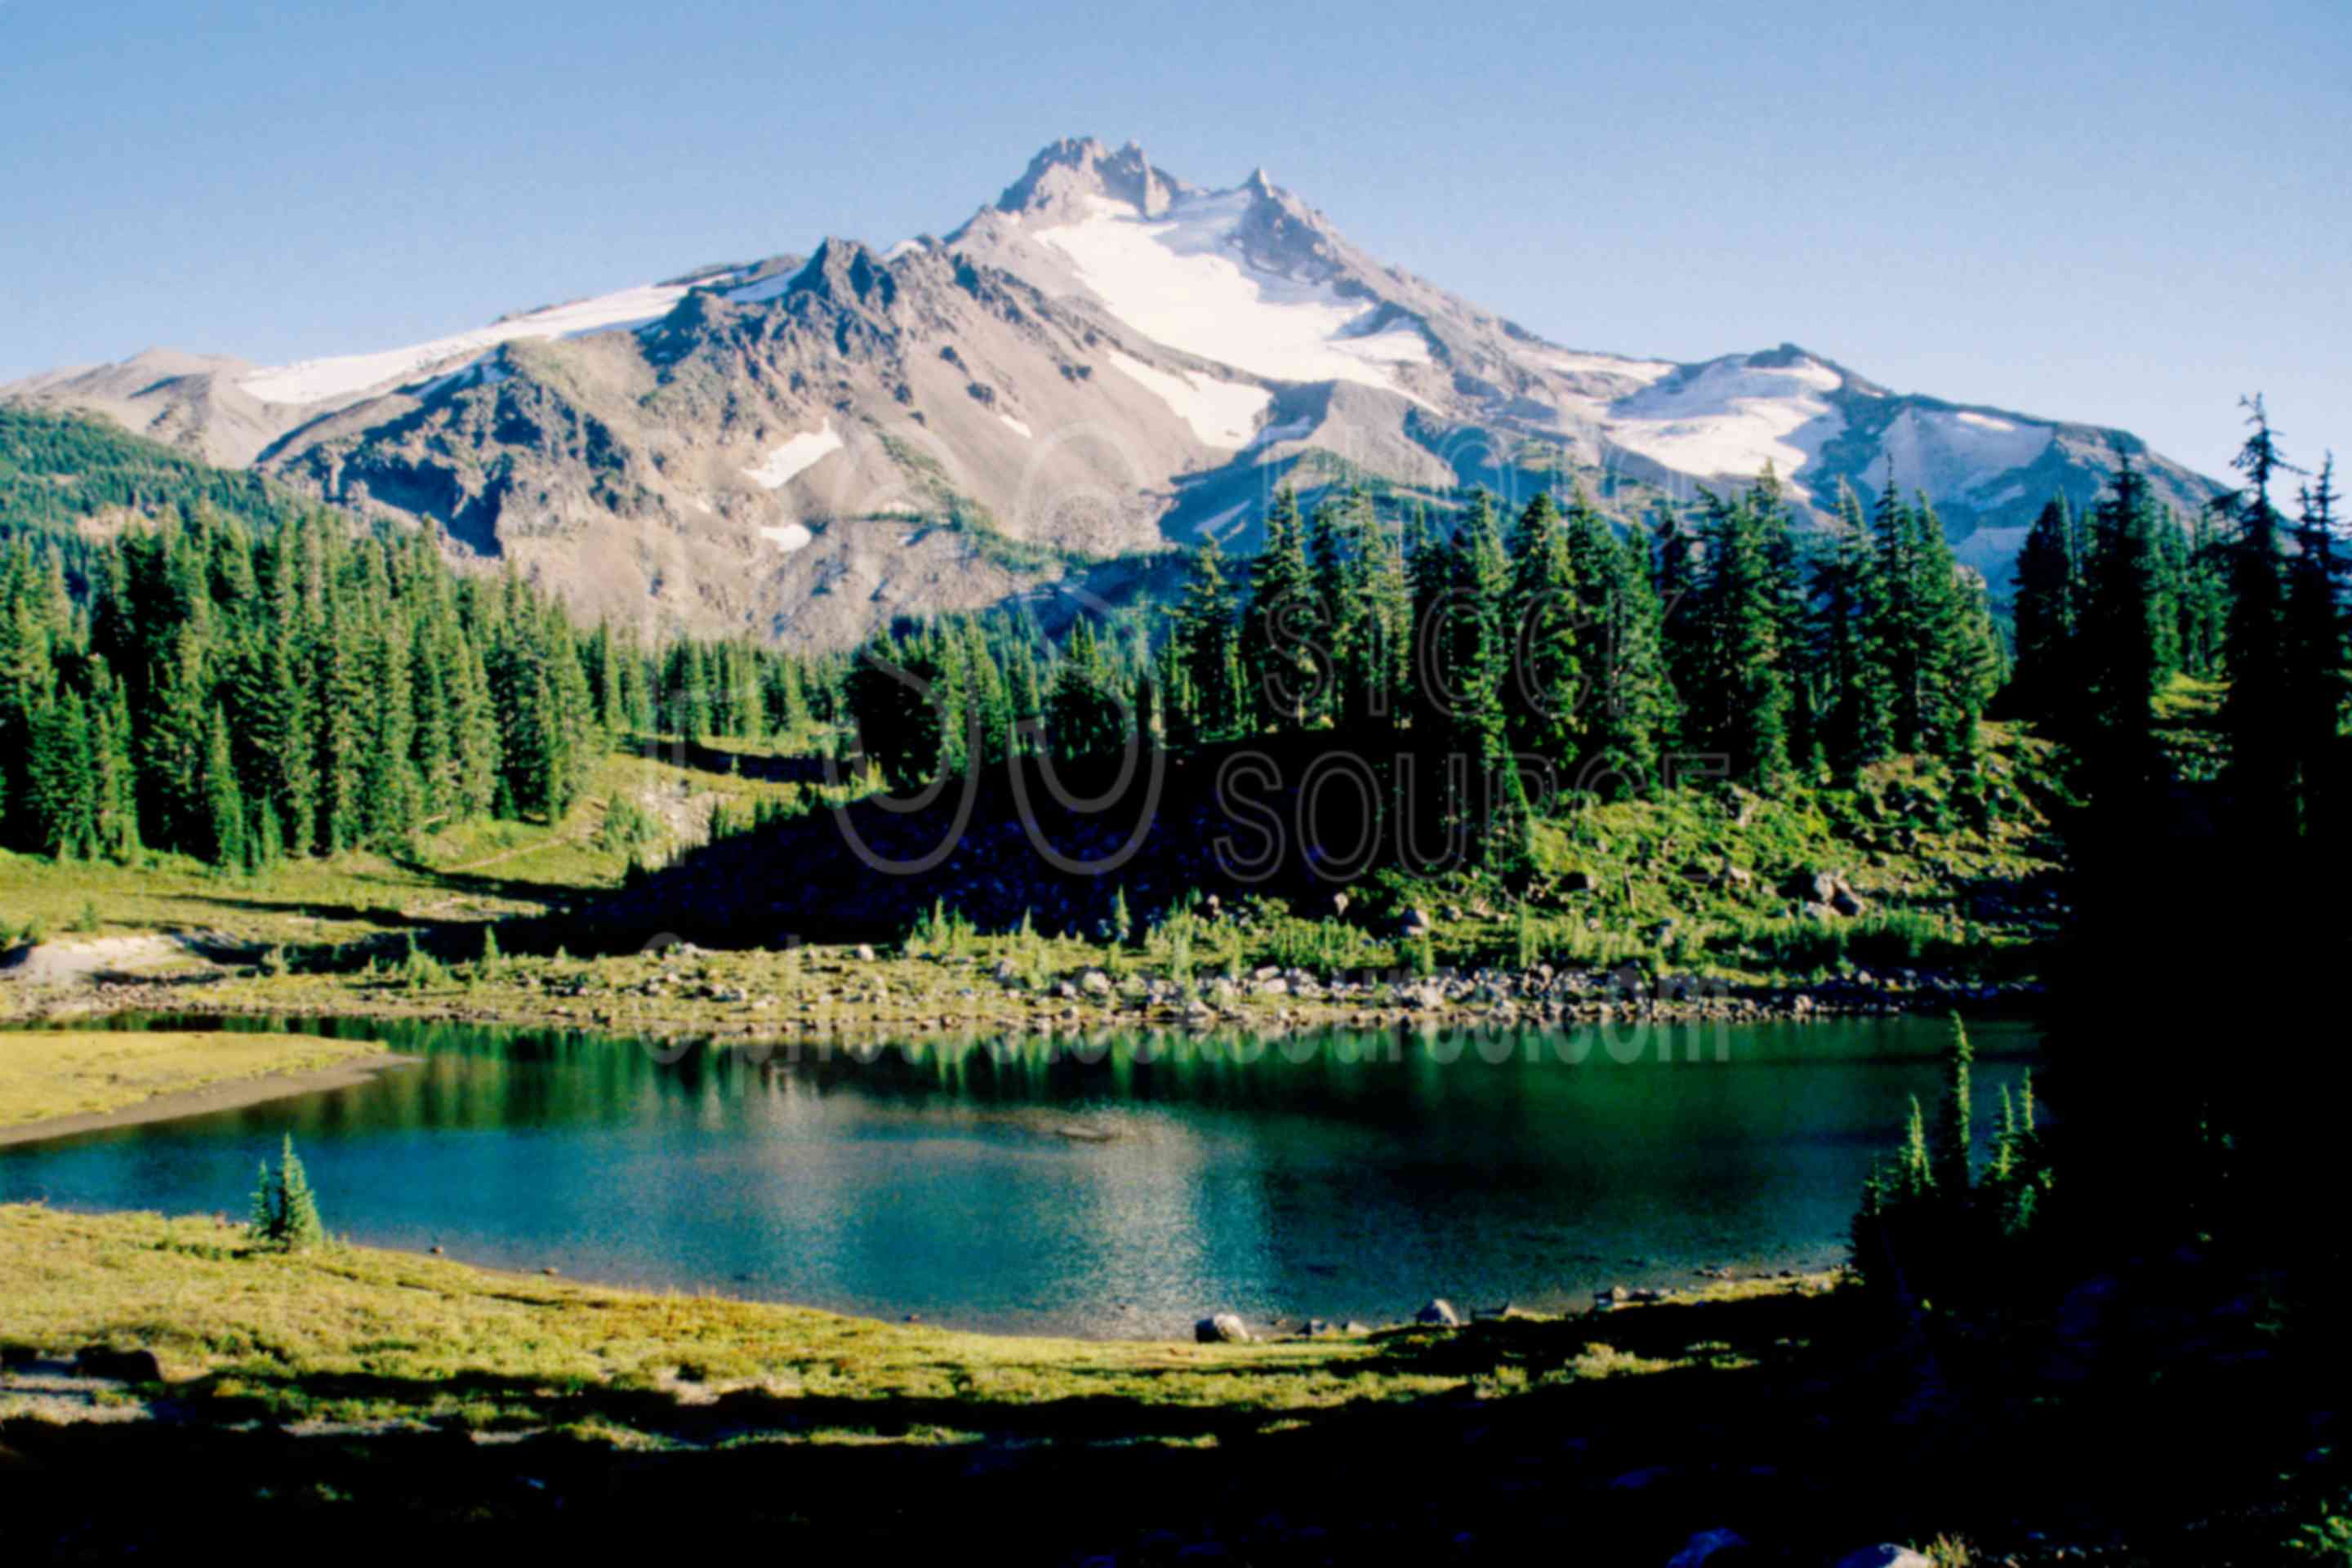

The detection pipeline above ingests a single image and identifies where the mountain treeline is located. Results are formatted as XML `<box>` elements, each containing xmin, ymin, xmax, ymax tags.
<box><xmin>0</xmin><ymin>405</ymin><xmax>307</xmax><ymax>544</ymax></box>
<box><xmin>846</xmin><ymin>397</ymin><xmax>2346</xmax><ymax>875</ymax></box>
<box><xmin>847</xmin><ymin>467</ymin><xmax>2008</xmax><ymax>854</ymax></box>
<box><xmin>0</xmin><ymin>412</ymin><xmax>846</xmax><ymax>866</ymax></box>
<box><xmin>2011</xmin><ymin>399</ymin><xmax>2346</xmax><ymax>833</ymax></box>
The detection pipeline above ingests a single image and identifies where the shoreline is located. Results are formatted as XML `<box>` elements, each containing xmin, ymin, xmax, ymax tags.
<box><xmin>13</xmin><ymin>962</ymin><xmax>2046</xmax><ymax>1049</ymax></box>
<box><xmin>0</xmin><ymin>1052</ymin><xmax>421</xmax><ymax>1151</ymax></box>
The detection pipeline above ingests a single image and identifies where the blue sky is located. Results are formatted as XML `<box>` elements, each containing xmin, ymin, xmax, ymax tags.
<box><xmin>2</xmin><ymin>0</ymin><xmax>2345</xmax><ymax>480</ymax></box>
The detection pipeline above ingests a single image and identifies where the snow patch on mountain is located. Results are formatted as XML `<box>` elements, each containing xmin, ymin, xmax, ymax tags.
<box><xmin>1102</xmin><ymin>349</ymin><xmax>1271</xmax><ymax>448</ymax></box>
<box><xmin>743</xmin><ymin>421</ymin><xmax>844</xmax><ymax>489</ymax></box>
<box><xmin>1195</xmin><ymin>501</ymin><xmax>1251</xmax><ymax>539</ymax></box>
<box><xmin>1249</xmin><ymin>416</ymin><xmax>1316</xmax><ymax>449</ymax></box>
<box><xmin>726</xmin><ymin>273</ymin><xmax>800</xmax><ymax>306</ymax></box>
<box><xmin>1041</xmin><ymin>192</ymin><xmax>1429</xmax><ymax>390</ymax></box>
<box><xmin>999</xmin><ymin>413</ymin><xmax>1034</xmax><ymax>439</ymax></box>
<box><xmin>1536</xmin><ymin>347</ymin><xmax>1677</xmax><ymax>385</ymax></box>
<box><xmin>1602</xmin><ymin>355</ymin><xmax>1846</xmax><ymax>481</ymax></box>
<box><xmin>760</xmin><ymin>522</ymin><xmax>816</xmax><ymax>552</ymax></box>
<box><xmin>238</xmin><ymin>279</ymin><xmax>709</xmax><ymax>406</ymax></box>
<box><xmin>1877</xmin><ymin>407</ymin><xmax>2054</xmax><ymax>497</ymax></box>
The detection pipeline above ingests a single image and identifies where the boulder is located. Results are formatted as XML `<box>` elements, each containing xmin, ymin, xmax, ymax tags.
<box><xmin>1830</xmin><ymin>1550</ymin><xmax>1932</xmax><ymax>1568</ymax></box>
<box><xmin>1079</xmin><ymin>969</ymin><xmax>1113</xmax><ymax>996</ymax></box>
<box><xmin>853</xmin><ymin>944</ymin><xmax>876</xmax><ymax>962</ymax></box>
<box><xmin>1561</xmin><ymin>870</ymin><xmax>1597</xmax><ymax>893</ymax></box>
<box><xmin>1831</xmin><ymin>887</ymin><xmax>1869</xmax><ymax>918</ymax></box>
<box><xmin>1194</xmin><ymin>1313</ymin><xmax>1252</xmax><ymax>1345</ymax></box>
<box><xmin>1399</xmin><ymin>908</ymin><xmax>1435</xmax><ymax>937</ymax></box>
<box><xmin>1414</xmin><ymin>1298</ymin><xmax>1461</xmax><ymax>1327</ymax></box>
<box><xmin>76</xmin><ymin>1345</ymin><xmax>162</xmax><ymax>1383</ymax></box>
<box><xmin>1784</xmin><ymin>870</ymin><xmax>1844</xmax><ymax>903</ymax></box>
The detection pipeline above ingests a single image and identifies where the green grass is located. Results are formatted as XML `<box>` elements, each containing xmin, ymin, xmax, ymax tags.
<box><xmin>0</xmin><ymin>749</ymin><xmax>807</xmax><ymax>958</ymax></box>
<box><xmin>0</xmin><ymin>1204</ymin><xmax>1829</xmax><ymax>1442</ymax></box>
<box><xmin>0</xmin><ymin>1031</ymin><xmax>386</xmax><ymax>1128</ymax></box>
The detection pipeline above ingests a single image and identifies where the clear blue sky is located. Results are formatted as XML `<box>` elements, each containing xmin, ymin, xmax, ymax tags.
<box><xmin>2</xmin><ymin>0</ymin><xmax>2345</xmax><ymax>481</ymax></box>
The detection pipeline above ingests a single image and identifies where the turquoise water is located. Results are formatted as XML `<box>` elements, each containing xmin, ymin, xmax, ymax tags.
<box><xmin>0</xmin><ymin>1014</ymin><xmax>2038</xmax><ymax>1336</ymax></box>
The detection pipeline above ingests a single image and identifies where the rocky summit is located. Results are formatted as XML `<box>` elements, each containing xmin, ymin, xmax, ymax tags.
<box><xmin>4</xmin><ymin>136</ymin><xmax>2221</xmax><ymax>648</ymax></box>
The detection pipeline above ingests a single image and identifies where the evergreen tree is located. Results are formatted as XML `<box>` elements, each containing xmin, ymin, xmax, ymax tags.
<box><xmin>1171</xmin><ymin>535</ymin><xmax>1245</xmax><ymax>744</ymax></box>
<box><xmin>1405</xmin><ymin>501</ymin><xmax>1454</xmax><ymax>742</ymax></box>
<box><xmin>1811</xmin><ymin>484</ymin><xmax>1882</xmax><ymax>774</ymax></box>
<box><xmin>198</xmin><ymin>701</ymin><xmax>245</xmax><ymax>868</ymax></box>
<box><xmin>23</xmin><ymin>690</ymin><xmax>96</xmax><ymax>858</ymax></box>
<box><xmin>2286</xmin><ymin>455</ymin><xmax>2346</xmax><ymax>822</ymax></box>
<box><xmin>1504</xmin><ymin>492</ymin><xmax>1582</xmax><ymax>767</ymax></box>
<box><xmin>247</xmin><ymin>1134</ymin><xmax>327</xmax><ymax>1250</ymax></box>
<box><xmin>1563</xmin><ymin>493</ymin><xmax>1672</xmax><ymax>796</ymax></box>
<box><xmin>2078</xmin><ymin>453</ymin><xmax>2169</xmax><ymax>786</ymax></box>
<box><xmin>2011</xmin><ymin>496</ymin><xmax>2082</xmax><ymax>732</ymax></box>
<box><xmin>1931</xmin><ymin>1015</ymin><xmax>1976</xmax><ymax>1197</ymax></box>
<box><xmin>1237</xmin><ymin>488</ymin><xmax>1320</xmax><ymax>733</ymax></box>
<box><xmin>960</xmin><ymin>620</ymin><xmax>1012</xmax><ymax>765</ymax></box>
<box><xmin>1443</xmin><ymin>493</ymin><xmax>1513</xmax><ymax>858</ymax></box>
<box><xmin>2219</xmin><ymin>399</ymin><xmax>2300</xmax><ymax>831</ymax></box>
<box><xmin>1686</xmin><ymin>485</ymin><xmax>1791</xmax><ymax>786</ymax></box>
<box><xmin>1046</xmin><ymin>616</ymin><xmax>1128</xmax><ymax>761</ymax></box>
<box><xmin>357</xmin><ymin>610</ymin><xmax>419</xmax><ymax>847</ymax></box>
<box><xmin>1313</xmin><ymin>489</ymin><xmax>1397</xmax><ymax>732</ymax></box>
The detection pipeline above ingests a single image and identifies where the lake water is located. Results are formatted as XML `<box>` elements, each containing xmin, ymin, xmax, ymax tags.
<box><xmin>0</xmin><ymin>1014</ymin><xmax>2040</xmax><ymax>1337</ymax></box>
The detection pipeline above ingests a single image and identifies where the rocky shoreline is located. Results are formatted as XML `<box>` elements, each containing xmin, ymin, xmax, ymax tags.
<box><xmin>7</xmin><ymin>941</ymin><xmax>2044</xmax><ymax>1048</ymax></box>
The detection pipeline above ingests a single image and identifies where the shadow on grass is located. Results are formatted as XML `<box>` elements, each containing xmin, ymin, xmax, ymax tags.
<box><xmin>4</xmin><ymin>1281</ymin><xmax>2334</xmax><ymax>1561</ymax></box>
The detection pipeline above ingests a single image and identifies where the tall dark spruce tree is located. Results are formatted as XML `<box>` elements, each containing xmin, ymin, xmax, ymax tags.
<box><xmin>2010</xmin><ymin>495</ymin><xmax>2081</xmax><ymax>734</ymax></box>
<box><xmin>2218</xmin><ymin>397</ymin><xmax>2299</xmax><ymax>835</ymax></box>
<box><xmin>1237</xmin><ymin>487</ymin><xmax>1318</xmax><ymax>736</ymax></box>
<box><xmin>1564</xmin><ymin>492</ymin><xmax>1673</xmax><ymax>796</ymax></box>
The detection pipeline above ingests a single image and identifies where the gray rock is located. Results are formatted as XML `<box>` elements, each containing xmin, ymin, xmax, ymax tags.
<box><xmin>1830</xmin><ymin>1548</ymin><xmax>1933</xmax><ymax>1568</ymax></box>
<box><xmin>1194</xmin><ymin>1313</ymin><xmax>1253</xmax><ymax>1345</ymax></box>
<box><xmin>1414</xmin><ymin>1298</ymin><xmax>1461</xmax><ymax>1327</ymax></box>
<box><xmin>1079</xmin><ymin>969</ymin><xmax>1113</xmax><ymax>996</ymax></box>
<box><xmin>853</xmin><ymin>944</ymin><xmax>876</xmax><ymax>962</ymax></box>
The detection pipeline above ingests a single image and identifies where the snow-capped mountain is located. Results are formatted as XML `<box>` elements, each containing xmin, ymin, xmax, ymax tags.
<box><xmin>2</xmin><ymin>136</ymin><xmax>2221</xmax><ymax>645</ymax></box>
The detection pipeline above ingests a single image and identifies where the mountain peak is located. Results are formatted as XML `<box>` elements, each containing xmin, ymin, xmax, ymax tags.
<box><xmin>996</xmin><ymin>136</ymin><xmax>1192</xmax><ymax>219</ymax></box>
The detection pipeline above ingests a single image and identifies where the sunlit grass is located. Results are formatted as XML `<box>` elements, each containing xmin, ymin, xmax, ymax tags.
<box><xmin>0</xmin><ymin>1031</ymin><xmax>385</xmax><ymax>1128</ymax></box>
